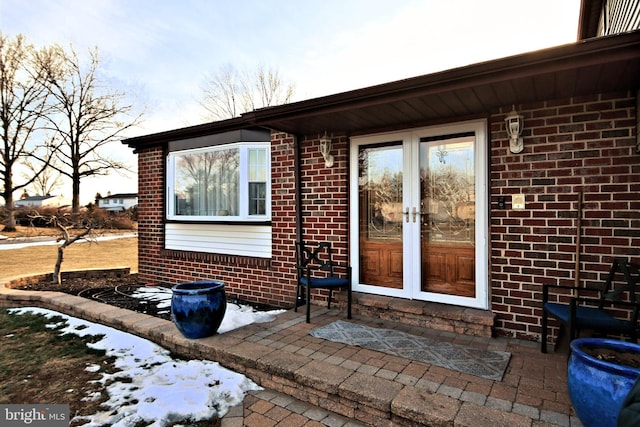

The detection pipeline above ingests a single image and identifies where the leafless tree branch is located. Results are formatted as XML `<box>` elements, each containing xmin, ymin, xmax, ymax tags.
<box><xmin>0</xmin><ymin>32</ymin><xmax>56</xmax><ymax>231</ymax></box>
<box><xmin>199</xmin><ymin>64</ymin><xmax>295</xmax><ymax>121</ymax></box>
<box><xmin>41</xmin><ymin>45</ymin><xmax>143</xmax><ymax>212</ymax></box>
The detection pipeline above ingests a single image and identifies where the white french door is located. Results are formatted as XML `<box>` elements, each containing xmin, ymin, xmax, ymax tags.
<box><xmin>350</xmin><ymin>120</ymin><xmax>488</xmax><ymax>309</ymax></box>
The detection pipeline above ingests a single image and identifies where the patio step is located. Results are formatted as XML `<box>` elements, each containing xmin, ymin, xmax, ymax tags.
<box><xmin>350</xmin><ymin>293</ymin><xmax>496</xmax><ymax>338</ymax></box>
<box><xmin>1</xmin><ymin>283</ymin><xmax>570</xmax><ymax>427</ymax></box>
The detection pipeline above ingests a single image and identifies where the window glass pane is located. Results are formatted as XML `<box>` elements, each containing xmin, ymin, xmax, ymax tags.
<box><xmin>420</xmin><ymin>137</ymin><xmax>475</xmax><ymax>244</ymax></box>
<box><xmin>358</xmin><ymin>143</ymin><xmax>403</xmax><ymax>241</ymax></box>
<box><xmin>248</xmin><ymin>148</ymin><xmax>267</xmax><ymax>216</ymax></box>
<box><xmin>173</xmin><ymin>148</ymin><xmax>239</xmax><ymax>216</ymax></box>
<box><xmin>248</xmin><ymin>148</ymin><xmax>267</xmax><ymax>181</ymax></box>
<box><xmin>249</xmin><ymin>182</ymin><xmax>266</xmax><ymax>215</ymax></box>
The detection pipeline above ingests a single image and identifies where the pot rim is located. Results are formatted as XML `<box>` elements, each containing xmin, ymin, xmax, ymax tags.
<box><xmin>172</xmin><ymin>280</ymin><xmax>225</xmax><ymax>294</ymax></box>
<box><xmin>570</xmin><ymin>337</ymin><xmax>640</xmax><ymax>377</ymax></box>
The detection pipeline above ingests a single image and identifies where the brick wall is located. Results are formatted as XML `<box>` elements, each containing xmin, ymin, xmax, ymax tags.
<box><xmin>135</xmin><ymin>134</ymin><xmax>302</xmax><ymax>308</ymax></box>
<box><xmin>489</xmin><ymin>91</ymin><xmax>640</xmax><ymax>340</ymax></box>
<box><xmin>296</xmin><ymin>134</ymin><xmax>351</xmax><ymax>306</ymax></box>
<box><xmin>135</xmin><ymin>90</ymin><xmax>638</xmax><ymax>340</ymax></box>
<box><xmin>136</xmin><ymin>146</ymin><xmax>165</xmax><ymax>285</ymax></box>
<box><xmin>297</xmin><ymin>134</ymin><xmax>350</xmax><ymax>261</ymax></box>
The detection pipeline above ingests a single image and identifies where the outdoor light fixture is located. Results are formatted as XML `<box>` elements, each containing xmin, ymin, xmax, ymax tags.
<box><xmin>319</xmin><ymin>131</ymin><xmax>334</xmax><ymax>167</ymax></box>
<box><xmin>504</xmin><ymin>105</ymin><xmax>525</xmax><ymax>154</ymax></box>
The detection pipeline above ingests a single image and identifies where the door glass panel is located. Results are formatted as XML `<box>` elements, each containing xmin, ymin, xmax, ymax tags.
<box><xmin>358</xmin><ymin>143</ymin><xmax>403</xmax><ymax>289</ymax></box>
<box><xmin>420</xmin><ymin>134</ymin><xmax>475</xmax><ymax>297</ymax></box>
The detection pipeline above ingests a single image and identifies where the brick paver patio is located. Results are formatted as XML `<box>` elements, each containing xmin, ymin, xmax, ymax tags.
<box><xmin>1</xmin><ymin>282</ymin><xmax>580</xmax><ymax>426</ymax></box>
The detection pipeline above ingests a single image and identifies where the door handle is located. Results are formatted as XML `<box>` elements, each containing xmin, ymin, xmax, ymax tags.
<box><xmin>412</xmin><ymin>207</ymin><xmax>417</xmax><ymax>223</ymax></box>
<box><xmin>403</xmin><ymin>207</ymin><xmax>410</xmax><ymax>223</ymax></box>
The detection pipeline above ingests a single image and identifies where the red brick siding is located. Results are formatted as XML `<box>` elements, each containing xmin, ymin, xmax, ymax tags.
<box><xmin>135</xmin><ymin>134</ymin><xmax>300</xmax><ymax>307</ymax></box>
<box><xmin>298</xmin><ymin>135</ymin><xmax>350</xmax><ymax>257</ymax></box>
<box><xmin>490</xmin><ymin>91</ymin><xmax>640</xmax><ymax>340</ymax></box>
<box><xmin>137</xmin><ymin>146</ymin><xmax>165</xmax><ymax>284</ymax></box>
<box><xmin>135</xmin><ymin>90</ymin><xmax>638</xmax><ymax>340</ymax></box>
<box><xmin>296</xmin><ymin>134</ymin><xmax>351</xmax><ymax>305</ymax></box>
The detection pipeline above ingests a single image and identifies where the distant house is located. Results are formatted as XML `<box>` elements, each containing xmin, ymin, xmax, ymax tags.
<box><xmin>97</xmin><ymin>193</ymin><xmax>138</xmax><ymax>212</ymax></box>
<box><xmin>14</xmin><ymin>194</ymin><xmax>68</xmax><ymax>209</ymax></box>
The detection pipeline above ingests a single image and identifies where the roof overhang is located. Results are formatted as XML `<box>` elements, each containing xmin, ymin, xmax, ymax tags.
<box><xmin>124</xmin><ymin>30</ymin><xmax>640</xmax><ymax>149</ymax></box>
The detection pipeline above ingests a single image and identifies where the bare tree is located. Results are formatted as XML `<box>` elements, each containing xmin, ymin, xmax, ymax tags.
<box><xmin>41</xmin><ymin>45</ymin><xmax>142</xmax><ymax>213</ymax></box>
<box><xmin>51</xmin><ymin>215</ymin><xmax>93</xmax><ymax>284</ymax></box>
<box><xmin>28</xmin><ymin>210</ymin><xmax>94</xmax><ymax>284</ymax></box>
<box><xmin>0</xmin><ymin>33</ymin><xmax>56</xmax><ymax>231</ymax></box>
<box><xmin>21</xmin><ymin>146</ymin><xmax>63</xmax><ymax>196</ymax></box>
<box><xmin>200</xmin><ymin>64</ymin><xmax>295</xmax><ymax>120</ymax></box>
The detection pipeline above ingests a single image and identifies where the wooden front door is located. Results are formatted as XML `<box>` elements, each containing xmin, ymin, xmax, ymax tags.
<box><xmin>351</xmin><ymin>121</ymin><xmax>488</xmax><ymax>309</ymax></box>
<box><xmin>357</xmin><ymin>143</ymin><xmax>404</xmax><ymax>289</ymax></box>
<box><xmin>419</xmin><ymin>135</ymin><xmax>476</xmax><ymax>298</ymax></box>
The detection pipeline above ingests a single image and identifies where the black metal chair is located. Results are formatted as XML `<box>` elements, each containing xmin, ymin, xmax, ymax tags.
<box><xmin>541</xmin><ymin>258</ymin><xmax>640</xmax><ymax>353</ymax></box>
<box><xmin>295</xmin><ymin>241</ymin><xmax>352</xmax><ymax>323</ymax></box>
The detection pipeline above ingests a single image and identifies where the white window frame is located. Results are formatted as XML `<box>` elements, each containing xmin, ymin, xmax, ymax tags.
<box><xmin>166</xmin><ymin>141</ymin><xmax>271</xmax><ymax>222</ymax></box>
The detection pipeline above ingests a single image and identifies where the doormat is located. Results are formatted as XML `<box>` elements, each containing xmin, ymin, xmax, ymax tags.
<box><xmin>310</xmin><ymin>320</ymin><xmax>511</xmax><ymax>381</ymax></box>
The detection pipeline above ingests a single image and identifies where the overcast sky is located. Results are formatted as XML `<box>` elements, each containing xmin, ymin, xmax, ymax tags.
<box><xmin>0</xmin><ymin>0</ymin><xmax>581</xmax><ymax>203</ymax></box>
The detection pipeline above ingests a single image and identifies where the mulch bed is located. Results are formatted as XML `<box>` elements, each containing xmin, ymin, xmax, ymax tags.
<box><xmin>14</xmin><ymin>274</ymin><xmax>280</xmax><ymax>320</ymax></box>
<box><xmin>15</xmin><ymin>274</ymin><xmax>173</xmax><ymax>321</ymax></box>
<box><xmin>16</xmin><ymin>274</ymin><xmax>141</xmax><ymax>294</ymax></box>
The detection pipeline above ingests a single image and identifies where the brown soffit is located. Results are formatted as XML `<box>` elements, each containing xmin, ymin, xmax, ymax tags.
<box><xmin>123</xmin><ymin>29</ymin><xmax>640</xmax><ymax>149</ymax></box>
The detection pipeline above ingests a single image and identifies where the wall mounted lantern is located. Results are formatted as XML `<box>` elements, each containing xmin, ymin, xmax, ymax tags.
<box><xmin>319</xmin><ymin>131</ymin><xmax>334</xmax><ymax>167</ymax></box>
<box><xmin>504</xmin><ymin>106</ymin><xmax>525</xmax><ymax>154</ymax></box>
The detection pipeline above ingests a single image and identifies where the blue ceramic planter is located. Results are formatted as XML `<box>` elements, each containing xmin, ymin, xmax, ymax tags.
<box><xmin>568</xmin><ymin>338</ymin><xmax>640</xmax><ymax>427</ymax></box>
<box><xmin>171</xmin><ymin>280</ymin><xmax>227</xmax><ymax>339</ymax></box>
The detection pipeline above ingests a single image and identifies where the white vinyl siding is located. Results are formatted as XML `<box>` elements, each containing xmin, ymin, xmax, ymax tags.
<box><xmin>597</xmin><ymin>0</ymin><xmax>640</xmax><ymax>36</ymax></box>
<box><xmin>165</xmin><ymin>223</ymin><xmax>272</xmax><ymax>258</ymax></box>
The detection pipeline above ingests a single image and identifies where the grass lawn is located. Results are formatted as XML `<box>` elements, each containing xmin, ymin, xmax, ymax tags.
<box><xmin>0</xmin><ymin>226</ymin><xmax>137</xmax><ymax>280</ymax></box>
<box><xmin>0</xmin><ymin>309</ymin><xmax>116</xmax><ymax>423</ymax></box>
<box><xmin>0</xmin><ymin>226</ymin><xmax>137</xmax><ymax>420</ymax></box>
<box><xmin>0</xmin><ymin>226</ymin><xmax>222</xmax><ymax>426</ymax></box>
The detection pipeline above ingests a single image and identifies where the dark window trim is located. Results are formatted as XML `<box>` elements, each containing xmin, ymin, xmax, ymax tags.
<box><xmin>167</xmin><ymin>129</ymin><xmax>271</xmax><ymax>153</ymax></box>
<box><xmin>419</xmin><ymin>131</ymin><xmax>475</xmax><ymax>143</ymax></box>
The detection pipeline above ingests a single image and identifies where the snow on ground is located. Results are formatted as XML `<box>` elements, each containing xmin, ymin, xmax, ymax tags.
<box><xmin>7</xmin><ymin>290</ymin><xmax>285</xmax><ymax>426</ymax></box>
<box><xmin>129</xmin><ymin>286</ymin><xmax>285</xmax><ymax>333</ymax></box>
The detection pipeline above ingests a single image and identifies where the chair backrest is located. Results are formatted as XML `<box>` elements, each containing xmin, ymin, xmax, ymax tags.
<box><xmin>601</xmin><ymin>258</ymin><xmax>640</xmax><ymax>306</ymax></box>
<box><xmin>295</xmin><ymin>241</ymin><xmax>337</xmax><ymax>276</ymax></box>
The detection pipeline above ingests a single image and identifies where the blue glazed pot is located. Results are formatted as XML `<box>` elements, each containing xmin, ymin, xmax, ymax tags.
<box><xmin>568</xmin><ymin>338</ymin><xmax>640</xmax><ymax>427</ymax></box>
<box><xmin>171</xmin><ymin>280</ymin><xmax>227</xmax><ymax>339</ymax></box>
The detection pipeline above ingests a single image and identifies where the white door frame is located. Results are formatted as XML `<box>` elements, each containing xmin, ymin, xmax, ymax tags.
<box><xmin>349</xmin><ymin>119</ymin><xmax>488</xmax><ymax>309</ymax></box>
